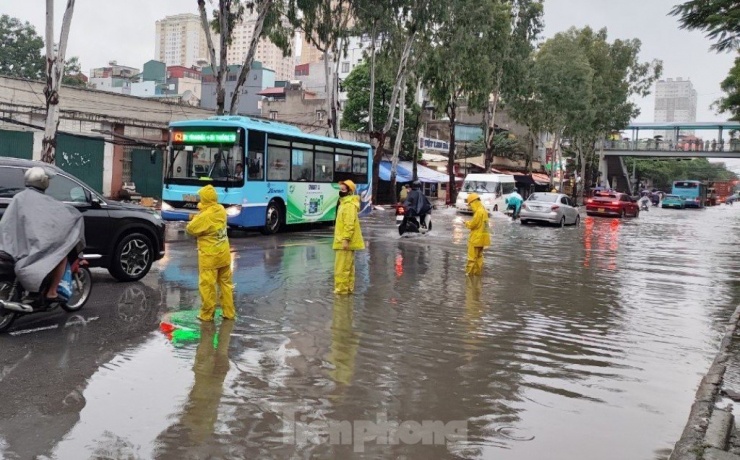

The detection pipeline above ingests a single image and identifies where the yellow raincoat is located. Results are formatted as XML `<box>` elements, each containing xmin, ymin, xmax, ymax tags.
<box><xmin>464</xmin><ymin>198</ymin><xmax>491</xmax><ymax>276</ymax></box>
<box><xmin>333</xmin><ymin>194</ymin><xmax>365</xmax><ymax>294</ymax></box>
<box><xmin>186</xmin><ymin>185</ymin><xmax>235</xmax><ymax>320</ymax></box>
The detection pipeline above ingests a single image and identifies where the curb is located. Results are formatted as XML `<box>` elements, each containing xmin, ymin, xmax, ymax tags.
<box><xmin>670</xmin><ymin>304</ymin><xmax>740</xmax><ymax>460</ymax></box>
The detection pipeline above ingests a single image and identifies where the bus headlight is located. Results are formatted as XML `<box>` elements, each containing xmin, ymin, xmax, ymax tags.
<box><xmin>226</xmin><ymin>205</ymin><xmax>242</xmax><ymax>217</ymax></box>
<box><xmin>161</xmin><ymin>202</ymin><xmax>174</xmax><ymax>212</ymax></box>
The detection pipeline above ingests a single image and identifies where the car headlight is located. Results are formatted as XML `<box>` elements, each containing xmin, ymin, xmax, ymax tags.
<box><xmin>161</xmin><ymin>202</ymin><xmax>173</xmax><ymax>212</ymax></box>
<box><xmin>226</xmin><ymin>205</ymin><xmax>242</xmax><ymax>217</ymax></box>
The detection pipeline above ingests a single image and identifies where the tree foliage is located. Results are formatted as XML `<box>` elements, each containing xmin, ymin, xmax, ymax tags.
<box><xmin>625</xmin><ymin>157</ymin><xmax>738</xmax><ymax>190</ymax></box>
<box><xmin>716</xmin><ymin>54</ymin><xmax>740</xmax><ymax>121</ymax></box>
<box><xmin>62</xmin><ymin>56</ymin><xmax>86</xmax><ymax>87</ymax></box>
<box><xmin>670</xmin><ymin>0</ymin><xmax>740</xmax><ymax>53</ymax></box>
<box><xmin>0</xmin><ymin>15</ymin><xmax>45</xmax><ymax>80</ymax></box>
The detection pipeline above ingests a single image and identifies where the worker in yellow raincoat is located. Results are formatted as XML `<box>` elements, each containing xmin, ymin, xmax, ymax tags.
<box><xmin>464</xmin><ymin>193</ymin><xmax>491</xmax><ymax>276</ymax></box>
<box><xmin>333</xmin><ymin>180</ymin><xmax>365</xmax><ymax>294</ymax></box>
<box><xmin>186</xmin><ymin>185</ymin><xmax>236</xmax><ymax>321</ymax></box>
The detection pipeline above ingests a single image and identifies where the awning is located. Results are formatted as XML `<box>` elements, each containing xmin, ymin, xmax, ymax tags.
<box><xmin>531</xmin><ymin>173</ymin><xmax>550</xmax><ymax>184</ymax></box>
<box><xmin>379</xmin><ymin>161</ymin><xmax>451</xmax><ymax>183</ymax></box>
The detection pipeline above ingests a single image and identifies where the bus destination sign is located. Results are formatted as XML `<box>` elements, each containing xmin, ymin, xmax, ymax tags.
<box><xmin>172</xmin><ymin>131</ymin><xmax>237</xmax><ymax>144</ymax></box>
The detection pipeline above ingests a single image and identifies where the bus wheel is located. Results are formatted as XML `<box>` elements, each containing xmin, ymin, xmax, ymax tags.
<box><xmin>261</xmin><ymin>201</ymin><xmax>283</xmax><ymax>235</ymax></box>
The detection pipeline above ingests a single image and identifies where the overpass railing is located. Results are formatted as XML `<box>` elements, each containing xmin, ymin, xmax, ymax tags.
<box><xmin>602</xmin><ymin>139</ymin><xmax>740</xmax><ymax>153</ymax></box>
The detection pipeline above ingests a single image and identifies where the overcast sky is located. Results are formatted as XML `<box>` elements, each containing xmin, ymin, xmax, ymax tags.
<box><xmin>3</xmin><ymin>0</ymin><xmax>737</xmax><ymax>160</ymax></box>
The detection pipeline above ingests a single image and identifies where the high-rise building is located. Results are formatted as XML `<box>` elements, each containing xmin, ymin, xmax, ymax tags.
<box><xmin>227</xmin><ymin>11</ymin><xmax>295</xmax><ymax>81</ymax></box>
<box><xmin>155</xmin><ymin>13</ymin><xmax>214</xmax><ymax>68</ymax></box>
<box><xmin>654</xmin><ymin>77</ymin><xmax>698</xmax><ymax>141</ymax></box>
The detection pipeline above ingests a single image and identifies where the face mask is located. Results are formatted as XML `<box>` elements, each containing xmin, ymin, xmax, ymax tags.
<box><xmin>339</xmin><ymin>190</ymin><xmax>349</xmax><ymax>197</ymax></box>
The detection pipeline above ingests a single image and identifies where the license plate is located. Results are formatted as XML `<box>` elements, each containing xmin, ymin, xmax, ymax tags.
<box><xmin>598</xmin><ymin>208</ymin><xmax>605</xmax><ymax>212</ymax></box>
<box><xmin>183</xmin><ymin>194</ymin><xmax>199</xmax><ymax>203</ymax></box>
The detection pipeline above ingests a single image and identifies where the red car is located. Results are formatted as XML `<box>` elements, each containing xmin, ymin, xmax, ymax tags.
<box><xmin>586</xmin><ymin>191</ymin><xmax>640</xmax><ymax>218</ymax></box>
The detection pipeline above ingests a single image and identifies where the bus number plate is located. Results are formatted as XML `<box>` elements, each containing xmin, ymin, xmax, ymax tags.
<box><xmin>183</xmin><ymin>194</ymin><xmax>199</xmax><ymax>203</ymax></box>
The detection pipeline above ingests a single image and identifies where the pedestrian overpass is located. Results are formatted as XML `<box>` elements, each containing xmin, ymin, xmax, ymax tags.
<box><xmin>598</xmin><ymin>121</ymin><xmax>740</xmax><ymax>192</ymax></box>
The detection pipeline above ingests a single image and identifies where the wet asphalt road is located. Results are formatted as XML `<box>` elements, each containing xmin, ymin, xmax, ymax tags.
<box><xmin>2</xmin><ymin>203</ymin><xmax>740</xmax><ymax>459</ymax></box>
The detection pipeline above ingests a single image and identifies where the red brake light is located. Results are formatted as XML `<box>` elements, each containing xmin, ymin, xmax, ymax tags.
<box><xmin>551</xmin><ymin>205</ymin><xmax>560</xmax><ymax>210</ymax></box>
<box><xmin>586</xmin><ymin>199</ymin><xmax>593</xmax><ymax>204</ymax></box>
<box><xmin>396</xmin><ymin>206</ymin><xmax>405</xmax><ymax>215</ymax></box>
<box><xmin>611</xmin><ymin>201</ymin><xmax>619</xmax><ymax>205</ymax></box>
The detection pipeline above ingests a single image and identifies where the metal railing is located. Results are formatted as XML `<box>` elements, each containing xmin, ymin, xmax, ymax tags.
<box><xmin>602</xmin><ymin>139</ymin><xmax>740</xmax><ymax>153</ymax></box>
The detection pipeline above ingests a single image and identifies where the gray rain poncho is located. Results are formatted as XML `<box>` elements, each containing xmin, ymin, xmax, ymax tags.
<box><xmin>0</xmin><ymin>188</ymin><xmax>85</xmax><ymax>292</ymax></box>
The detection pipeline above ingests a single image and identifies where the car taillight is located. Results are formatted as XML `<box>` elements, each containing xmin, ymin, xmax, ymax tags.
<box><xmin>396</xmin><ymin>206</ymin><xmax>405</xmax><ymax>216</ymax></box>
<box><xmin>551</xmin><ymin>205</ymin><xmax>560</xmax><ymax>211</ymax></box>
<box><xmin>586</xmin><ymin>199</ymin><xmax>593</xmax><ymax>204</ymax></box>
<box><xmin>611</xmin><ymin>201</ymin><xmax>619</xmax><ymax>205</ymax></box>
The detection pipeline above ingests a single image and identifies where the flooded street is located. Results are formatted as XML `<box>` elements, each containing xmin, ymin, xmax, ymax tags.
<box><xmin>2</xmin><ymin>204</ymin><xmax>740</xmax><ymax>459</ymax></box>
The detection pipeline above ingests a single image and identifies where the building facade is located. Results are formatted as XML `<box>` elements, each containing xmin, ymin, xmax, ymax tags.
<box><xmin>155</xmin><ymin>13</ymin><xmax>215</xmax><ymax>68</ymax></box>
<box><xmin>200</xmin><ymin>63</ymin><xmax>275</xmax><ymax>115</ymax></box>
<box><xmin>654</xmin><ymin>77</ymin><xmax>698</xmax><ymax>140</ymax></box>
<box><xmin>227</xmin><ymin>11</ymin><xmax>295</xmax><ymax>81</ymax></box>
<box><xmin>167</xmin><ymin>66</ymin><xmax>202</xmax><ymax>101</ymax></box>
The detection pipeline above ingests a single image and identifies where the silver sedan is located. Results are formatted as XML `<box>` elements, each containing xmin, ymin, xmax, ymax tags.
<box><xmin>519</xmin><ymin>193</ymin><xmax>581</xmax><ymax>227</ymax></box>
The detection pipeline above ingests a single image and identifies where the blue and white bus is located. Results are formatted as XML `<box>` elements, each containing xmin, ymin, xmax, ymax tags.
<box><xmin>160</xmin><ymin>116</ymin><xmax>373</xmax><ymax>233</ymax></box>
<box><xmin>671</xmin><ymin>180</ymin><xmax>707</xmax><ymax>208</ymax></box>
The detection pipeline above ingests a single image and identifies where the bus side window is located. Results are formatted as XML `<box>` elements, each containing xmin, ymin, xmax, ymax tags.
<box><xmin>247</xmin><ymin>130</ymin><xmax>265</xmax><ymax>181</ymax></box>
<box><xmin>315</xmin><ymin>152</ymin><xmax>334</xmax><ymax>182</ymax></box>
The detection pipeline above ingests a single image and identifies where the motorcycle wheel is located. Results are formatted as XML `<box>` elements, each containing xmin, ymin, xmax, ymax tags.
<box><xmin>62</xmin><ymin>267</ymin><xmax>92</xmax><ymax>312</ymax></box>
<box><xmin>0</xmin><ymin>282</ymin><xmax>18</xmax><ymax>332</ymax></box>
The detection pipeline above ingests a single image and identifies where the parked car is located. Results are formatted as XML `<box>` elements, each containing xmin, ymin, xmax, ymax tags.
<box><xmin>725</xmin><ymin>193</ymin><xmax>740</xmax><ymax>205</ymax></box>
<box><xmin>586</xmin><ymin>191</ymin><xmax>640</xmax><ymax>218</ymax></box>
<box><xmin>520</xmin><ymin>193</ymin><xmax>580</xmax><ymax>227</ymax></box>
<box><xmin>0</xmin><ymin>158</ymin><xmax>166</xmax><ymax>281</ymax></box>
<box><xmin>661</xmin><ymin>194</ymin><xmax>686</xmax><ymax>209</ymax></box>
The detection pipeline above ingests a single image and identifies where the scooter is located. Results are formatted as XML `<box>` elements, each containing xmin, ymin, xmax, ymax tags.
<box><xmin>640</xmin><ymin>200</ymin><xmax>650</xmax><ymax>212</ymax></box>
<box><xmin>396</xmin><ymin>205</ymin><xmax>433</xmax><ymax>235</ymax></box>
<box><xmin>0</xmin><ymin>251</ymin><xmax>93</xmax><ymax>332</ymax></box>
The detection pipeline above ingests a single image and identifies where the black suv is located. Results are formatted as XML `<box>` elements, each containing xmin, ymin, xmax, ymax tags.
<box><xmin>0</xmin><ymin>158</ymin><xmax>166</xmax><ymax>281</ymax></box>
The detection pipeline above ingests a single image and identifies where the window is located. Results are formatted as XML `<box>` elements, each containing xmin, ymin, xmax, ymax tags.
<box><xmin>270</xmin><ymin>111</ymin><xmax>278</xmax><ymax>120</ymax></box>
<box><xmin>0</xmin><ymin>167</ymin><xmax>25</xmax><ymax>198</ymax></box>
<box><xmin>267</xmin><ymin>145</ymin><xmax>290</xmax><ymax>181</ymax></box>
<box><xmin>246</xmin><ymin>130</ymin><xmax>266</xmax><ymax>181</ymax></box>
<box><xmin>335</xmin><ymin>154</ymin><xmax>352</xmax><ymax>172</ymax></box>
<box><xmin>47</xmin><ymin>175</ymin><xmax>89</xmax><ymax>203</ymax></box>
<box><xmin>316</xmin><ymin>110</ymin><xmax>325</xmax><ymax>122</ymax></box>
<box><xmin>352</xmin><ymin>156</ymin><xmax>368</xmax><ymax>175</ymax></box>
<box><xmin>315</xmin><ymin>152</ymin><xmax>334</xmax><ymax>182</ymax></box>
<box><xmin>560</xmin><ymin>197</ymin><xmax>569</xmax><ymax>205</ymax></box>
<box><xmin>342</xmin><ymin>62</ymin><xmax>350</xmax><ymax>73</ymax></box>
<box><xmin>292</xmin><ymin>148</ymin><xmax>314</xmax><ymax>181</ymax></box>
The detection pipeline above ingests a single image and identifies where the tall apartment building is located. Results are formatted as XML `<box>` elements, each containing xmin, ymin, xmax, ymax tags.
<box><xmin>155</xmin><ymin>13</ymin><xmax>214</xmax><ymax>68</ymax></box>
<box><xmin>227</xmin><ymin>11</ymin><xmax>295</xmax><ymax>81</ymax></box>
<box><xmin>654</xmin><ymin>77</ymin><xmax>698</xmax><ymax>141</ymax></box>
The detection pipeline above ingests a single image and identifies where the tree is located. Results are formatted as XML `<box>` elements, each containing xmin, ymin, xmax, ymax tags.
<box><xmin>670</xmin><ymin>0</ymin><xmax>740</xmax><ymax>53</ymax></box>
<box><xmin>625</xmin><ymin>157</ymin><xmax>737</xmax><ymax>190</ymax></box>
<box><xmin>197</xmin><ymin>0</ymin><xmax>290</xmax><ymax>116</ymax></box>
<box><xmin>41</xmin><ymin>0</ymin><xmax>76</xmax><ymax>164</ymax></box>
<box><xmin>62</xmin><ymin>56</ymin><xmax>86</xmax><ymax>87</ymax></box>
<box><xmin>421</xmin><ymin>0</ymin><xmax>510</xmax><ymax>204</ymax></box>
<box><xmin>0</xmin><ymin>15</ymin><xmax>45</xmax><ymax>80</ymax></box>
<box><xmin>482</xmin><ymin>0</ymin><xmax>543</xmax><ymax>172</ymax></box>
<box><xmin>716</xmin><ymin>54</ymin><xmax>740</xmax><ymax>121</ymax></box>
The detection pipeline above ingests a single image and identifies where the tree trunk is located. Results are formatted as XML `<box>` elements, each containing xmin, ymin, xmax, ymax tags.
<box><xmin>368</xmin><ymin>23</ymin><xmax>377</xmax><ymax>135</ymax></box>
<box><xmin>197</xmin><ymin>0</ymin><xmax>218</xmax><ymax>78</ymax></box>
<box><xmin>229</xmin><ymin>0</ymin><xmax>273</xmax><ymax>115</ymax></box>
<box><xmin>330</xmin><ymin>36</ymin><xmax>344</xmax><ymax>138</ymax></box>
<box><xmin>549</xmin><ymin>130</ymin><xmax>560</xmax><ymax>190</ymax></box>
<box><xmin>390</xmin><ymin>75</ymin><xmax>407</xmax><ymax>203</ymax></box>
<box><xmin>41</xmin><ymin>0</ymin><xmax>76</xmax><ymax>164</ymax></box>
<box><xmin>371</xmin><ymin>131</ymin><xmax>387</xmax><ymax>204</ymax></box>
<box><xmin>447</xmin><ymin>102</ymin><xmax>458</xmax><ymax>205</ymax></box>
<box><xmin>412</xmin><ymin>101</ymin><xmax>423</xmax><ymax>182</ymax></box>
<box><xmin>323</xmin><ymin>49</ymin><xmax>332</xmax><ymax>134</ymax></box>
<box><xmin>484</xmin><ymin>74</ymin><xmax>502</xmax><ymax>172</ymax></box>
<box><xmin>215</xmin><ymin>0</ymin><xmax>230</xmax><ymax>115</ymax></box>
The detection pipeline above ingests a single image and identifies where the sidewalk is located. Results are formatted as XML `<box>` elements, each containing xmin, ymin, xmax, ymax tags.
<box><xmin>670</xmin><ymin>305</ymin><xmax>740</xmax><ymax>460</ymax></box>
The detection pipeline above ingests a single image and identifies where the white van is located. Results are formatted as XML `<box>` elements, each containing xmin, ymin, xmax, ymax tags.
<box><xmin>456</xmin><ymin>173</ymin><xmax>517</xmax><ymax>214</ymax></box>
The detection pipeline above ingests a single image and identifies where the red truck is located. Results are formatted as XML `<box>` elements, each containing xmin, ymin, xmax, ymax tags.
<box><xmin>707</xmin><ymin>181</ymin><xmax>738</xmax><ymax>205</ymax></box>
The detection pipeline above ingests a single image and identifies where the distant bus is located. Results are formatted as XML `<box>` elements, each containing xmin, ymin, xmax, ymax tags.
<box><xmin>160</xmin><ymin>116</ymin><xmax>373</xmax><ymax>234</ymax></box>
<box><xmin>671</xmin><ymin>180</ymin><xmax>707</xmax><ymax>208</ymax></box>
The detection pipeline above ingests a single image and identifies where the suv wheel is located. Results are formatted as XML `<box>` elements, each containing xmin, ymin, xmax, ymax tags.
<box><xmin>109</xmin><ymin>233</ymin><xmax>154</xmax><ymax>282</ymax></box>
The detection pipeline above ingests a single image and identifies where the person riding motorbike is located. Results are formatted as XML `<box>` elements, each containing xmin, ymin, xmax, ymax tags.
<box><xmin>639</xmin><ymin>194</ymin><xmax>651</xmax><ymax>211</ymax></box>
<box><xmin>403</xmin><ymin>181</ymin><xmax>432</xmax><ymax>229</ymax></box>
<box><xmin>505</xmin><ymin>190</ymin><xmax>524</xmax><ymax>219</ymax></box>
<box><xmin>0</xmin><ymin>167</ymin><xmax>85</xmax><ymax>305</ymax></box>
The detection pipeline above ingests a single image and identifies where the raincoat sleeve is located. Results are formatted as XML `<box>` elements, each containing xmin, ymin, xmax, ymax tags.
<box><xmin>338</xmin><ymin>205</ymin><xmax>356</xmax><ymax>242</ymax></box>
<box><xmin>465</xmin><ymin>211</ymin><xmax>484</xmax><ymax>231</ymax></box>
<box><xmin>186</xmin><ymin>213</ymin><xmax>210</xmax><ymax>237</ymax></box>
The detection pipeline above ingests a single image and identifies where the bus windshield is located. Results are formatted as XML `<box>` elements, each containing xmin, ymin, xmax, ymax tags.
<box><xmin>166</xmin><ymin>128</ymin><xmax>245</xmax><ymax>186</ymax></box>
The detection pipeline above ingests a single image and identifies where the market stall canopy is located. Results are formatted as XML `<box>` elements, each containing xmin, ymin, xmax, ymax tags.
<box><xmin>379</xmin><ymin>161</ymin><xmax>451</xmax><ymax>183</ymax></box>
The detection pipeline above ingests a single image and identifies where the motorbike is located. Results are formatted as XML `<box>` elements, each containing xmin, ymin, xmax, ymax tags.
<box><xmin>396</xmin><ymin>205</ymin><xmax>433</xmax><ymax>235</ymax></box>
<box><xmin>0</xmin><ymin>251</ymin><xmax>93</xmax><ymax>332</ymax></box>
<box><xmin>640</xmin><ymin>200</ymin><xmax>650</xmax><ymax>211</ymax></box>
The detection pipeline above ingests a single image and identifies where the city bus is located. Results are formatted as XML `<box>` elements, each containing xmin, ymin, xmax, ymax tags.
<box><xmin>160</xmin><ymin>116</ymin><xmax>373</xmax><ymax>233</ymax></box>
<box><xmin>671</xmin><ymin>180</ymin><xmax>707</xmax><ymax>208</ymax></box>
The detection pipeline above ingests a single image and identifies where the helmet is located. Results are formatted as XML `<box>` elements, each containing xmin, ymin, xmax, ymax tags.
<box><xmin>411</xmin><ymin>180</ymin><xmax>421</xmax><ymax>190</ymax></box>
<box><xmin>340</xmin><ymin>180</ymin><xmax>356</xmax><ymax>193</ymax></box>
<box><xmin>24</xmin><ymin>166</ymin><xmax>51</xmax><ymax>191</ymax></box>
<box><xmin>466</xmin><ymin>193</ymin><xmax>480</xmax><ymax>205</ymax></box>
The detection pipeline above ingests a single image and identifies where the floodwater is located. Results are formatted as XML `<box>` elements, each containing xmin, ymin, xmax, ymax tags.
<box><xmin>2</xmin><ymin>204</ymin><xmax>740</xmax><ymax>459</ymax></box>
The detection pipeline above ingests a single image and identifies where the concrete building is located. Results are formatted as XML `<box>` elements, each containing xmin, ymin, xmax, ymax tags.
<box><xmin>90</xmin><ymin>62</ymin><xmax>140</xmax><ymax>79</ymax></box>
<box><xmin>654</xmin><ymin>77</ymin><xmax>698</xmax><ymax>141</ymax></box>
<box><xmin>227</xmin><ymin>11</ymin><xmax>294</xmax><ymax>81</ymax></box>
<box><xmin>294</xmin><ymin>61</ymin><xmax>328</xmax><ymax>97</ymax></box>
<box><xmin>200</xmin><ymin>62</ymin><xmax>275</xmax><ymax>115</ymax></box>
<box><xmin>155</xmin><ymin>13</ymin><xmax>215</xmax><ymax>68</ymax></box>
<box><xmin>167</xmin><ymin>66</ymin><xmax>202</xmax><ymax>101</ymax></box>
<box><xmin>259</xmin><ymin>83</ymin><xmax>327</xmax><ymax>126</ymax></box>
